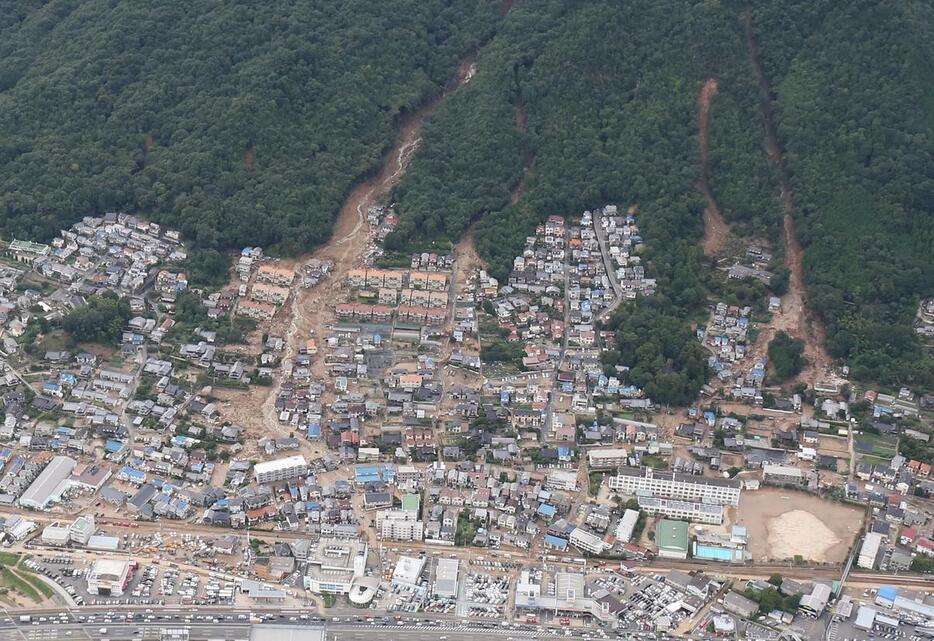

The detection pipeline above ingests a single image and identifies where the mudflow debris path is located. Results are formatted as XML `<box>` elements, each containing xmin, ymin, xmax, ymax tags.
<box><xmin>252</xmin><ymin>56</ymin><xmax>479</xmax><ymax>437</ymax></box>
<box><xmin>697</xmin><ymin>78</ymin><xmax>731</xmax><ymax>256</ymax></box>
<box><xmin>744</xmin><ymin>18</ymin><xmax>831</xmax><ymax>385</ymax></box>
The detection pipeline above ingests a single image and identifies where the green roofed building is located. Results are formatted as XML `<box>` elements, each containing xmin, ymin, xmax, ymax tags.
<box><xmin>401</xmin><ymin>493</ymin><xmax>421</xmax><ymax>514</ymax></box>
<box><xmin>656</xmin><ymin>519</ymin><xmax>689</xmax><ymax>560</ymax></box>
<box><xmin>7</xmin><ymin>239</ymin><xmax>50</xmax><ymax>263</ymax></box>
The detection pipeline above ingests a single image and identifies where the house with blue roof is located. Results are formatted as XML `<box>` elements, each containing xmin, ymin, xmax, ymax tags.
<box><xmin>171</xmin><ymin>435</ymin><xmax>198</xmax><ymax>449</ymax></box>
<box><xmin>355</xmin><ymin>464</ymin><xmax>380</xmax><ymax>484</ymax></box>
<box><xmin>118</xmin><ymin>466</ymin><xmax>147</xmax><ymax>484</ymax></box>
<box><xmin>537</xmin><ymin>504</ymin><xmax>557</xmax><ymax>521</ymax></box>
<box><xmin>544</xmin><ymin>534</ymin><xmax>569</xmax><ymax>551</ymax></box>
<box><xmin>42</xmin><ymin>382</ymin><xmax>62</xmax><ymax>397</ymax></box>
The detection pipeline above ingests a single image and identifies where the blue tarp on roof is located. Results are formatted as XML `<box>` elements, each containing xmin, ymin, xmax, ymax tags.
<box><xmin>877</xmin><ymin>586</ymin><xmax>897</xmax><ymax>601</ymax></box>
<box><xmin>119</xmin><ymin>466</ymin><xmax>146</xmax><ymax>480</ymax></box>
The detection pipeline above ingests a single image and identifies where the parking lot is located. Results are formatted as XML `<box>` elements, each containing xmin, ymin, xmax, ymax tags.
<box><xmin>25</xmin><ymin>556</ymin><xmax>238</xmax><ymax>608</ymax></box>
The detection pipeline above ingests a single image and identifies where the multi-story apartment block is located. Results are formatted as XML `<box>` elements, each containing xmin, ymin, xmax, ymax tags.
<box><xmin>586</xmin><ymin>448</ymin><xmax>629</xmax><ymax>470</ymax></box>
<box><xmin>377</xmin><ymin>509</ymin><xmax>424</xmax><ymax>541</ymax></box>
<box><xmin>253</xmin><ymin>455</ymin><xmax>308</xmax><ymax>484</ymax></box>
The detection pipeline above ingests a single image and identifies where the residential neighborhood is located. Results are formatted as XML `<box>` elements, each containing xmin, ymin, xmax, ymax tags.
<box><xmin>0</xmin><ymin>208</ymin><xmax>930</xmax><ymax>641</ymax></box>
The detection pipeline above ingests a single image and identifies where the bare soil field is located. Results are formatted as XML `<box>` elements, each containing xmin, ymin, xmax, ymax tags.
<box><xmin>735</xmin><ymin>488</ymin><xmax>863</xmax><ymax>563</ymax></box>
<box><xmin>817</xmin><ymin>434</ymin><xmax>850</xmax><ymax>456</ymax></box>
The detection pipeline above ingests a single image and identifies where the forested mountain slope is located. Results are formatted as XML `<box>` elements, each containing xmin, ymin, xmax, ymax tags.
<box><xmin>1</xmin><ymin>0</ymin><xmax>931</xmax><ymax>389</ymax></box>
<box><xmin>386</xmin><ymin>0</ymin><xmax>934</xmax><ymax>388</ymax></box>
<box><xmin>748</xmin><ymin>0</ymin><xmax>934</xmax><ymax>386</ymax></box>
<box><xmin>385</xmin><ymin>0</ymin><xmax>769</xmax><ymax>403</ymax></box>
<box><xmin>0</xmin><ymin>0</ymin><xmax>498</xmax><ymax>253</ymax></box>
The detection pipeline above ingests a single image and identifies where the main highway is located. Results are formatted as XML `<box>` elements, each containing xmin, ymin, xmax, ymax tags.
<box><xmin>0</xmin><ymin>608</ymin><xmax>656</xmax><ymax>641</ymax></box>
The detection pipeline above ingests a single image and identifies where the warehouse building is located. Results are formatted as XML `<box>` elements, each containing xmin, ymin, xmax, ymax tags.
<box><xmin>761</xmin><ymin>464</ymin><xmax>807</xmax><ymax>486</ymax></box>
<box><xmin>433</xmin><ymin>558</ymin><xmax>459</xmax><ymax>599</ymax></box>
<box><xmin>798</xmin><ymin>583</ymin><xmax>832</xmax><ymax>617</ymax></box>
<box><xmin>40</xmin><ymin>522</ymin><xmax>71</xmax><ymax>546</ymax></box>
<box><xmin>391</xmin><ymin>556</ymin><xmax>426</xmax><ymax>591</ymax></box>
<box><xmin>723</xmin><ymin>591</ymin><xmax>759</xmax><ymax>619</ymax></box>
<box><xmin>858</xmin><ymin>532</ymin><xmax>883</xmax><ymax>569</ymax></box>
<box><xmin>18</xmin><ymin>456</ymin><xmax>76</xmax><ymax>510</ymax></box>
<box><xmin>87</xmin><ymin>559</ymin><xmax>135</xmax><ymax>596</ymax></box>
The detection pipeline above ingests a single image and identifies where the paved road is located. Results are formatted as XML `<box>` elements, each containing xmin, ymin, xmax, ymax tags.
<box><xmin>0</xmin><ymin>617</ymin><xmax>599</xmax><ymax>641</ymax></box>
<box><xmin>591</xmin><ymin>213</ymin><xmax>623</xmax><ymax>322</ymax></box>
<box><xmin>0</xmin><ymin>622</ymin><xmax>249</xmax><ymax>641</ymax></box>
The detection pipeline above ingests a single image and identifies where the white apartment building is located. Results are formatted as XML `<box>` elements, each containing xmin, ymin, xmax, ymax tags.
<box><xmin>377</xmin><ymin>509</ymin><xmax>425</xmax><ymax>541</ymax></box>
<box><xmin>253</xmin><ymin>455</ymin><xmax>308</xmax><ymax>484</ymax></box>
<box><xmin>569</xmin><ymin>527</ymin><xmax>608</xmax><ymax>555</ymax></box>
<box><xmin>69</xmin><ymin>514</ymin><xmax>95</xmax><ymax>545</ymax></box>
<box><xmin>858</xmin><ymin>532</ymin><xmax>883</xmax><ymax>569</ymax></box>
<box><xmin>608</xmin><ymin>467</ymin><xmax>741</xmax><ymax>506</ymax></box>
<box><xmin>614</xmin><ymin>509</ymin><xmax>640</xmax><ymax>543</ymax></box>
<box><xmin>637</xmin><ymin>496</ymin><xmax>724</xmax><ymax>525</ymax></box>
<box><xmin>546</xmin><ymin>470</ymin><xmax>578</xmax><ymax>492</ymax></box>
<box><xmin>586</xmin><ymin>448</ymin><xmax>629</xmax><ymax>470</ymax></box>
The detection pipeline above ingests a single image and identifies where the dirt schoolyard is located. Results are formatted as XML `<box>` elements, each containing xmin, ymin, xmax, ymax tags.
<box><xmin>734</xmin><ymin>488</ymin><xmax>864</xmax><ymax>563</ymax></box>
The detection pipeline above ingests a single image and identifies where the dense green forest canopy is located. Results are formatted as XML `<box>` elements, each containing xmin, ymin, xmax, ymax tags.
<box><xmin>748</xmin><ymin>0</ymin><xmax>934</xmax><ymax>387</ymax></box>
<box><xmin>0</xmin><ymin>0</ymin><xmax>499</xmax><ymax>252</ymax></box>
<box><xmin>767</xmin><ymin>330</ymin><xmax>806</xmax><ymax>382</ymax></box>
<box><xmin>62</xmin><ymin>292</ymin><xmax>130</xmax><ymax>344</ymax></box>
